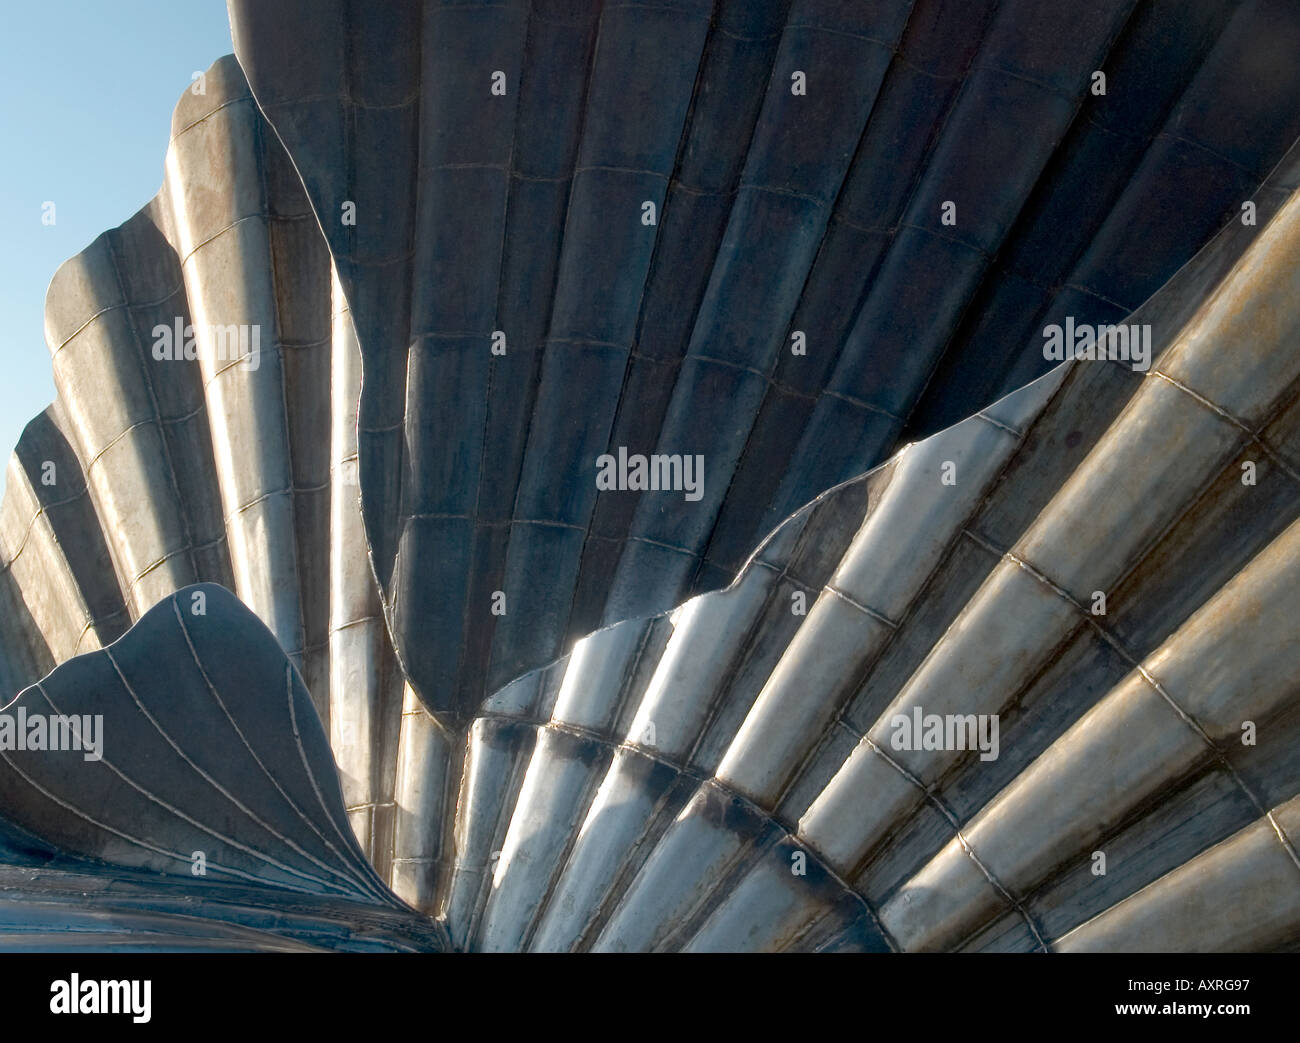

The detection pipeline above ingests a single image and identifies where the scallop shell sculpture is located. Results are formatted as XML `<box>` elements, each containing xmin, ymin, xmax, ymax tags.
<box><xmin>0</xmin><ymin>0</ymin><xmax>1296</xmax><ymax>950</ymax></box>
<box><xmin>0</xmin><ymin>585</ymin><xmax>446</xmax><ymax>952</ymax></box>
<box><xmin>228</xmin><ymin>0</ymin><xmax>1300</xmax><ymax>720</ymax></box>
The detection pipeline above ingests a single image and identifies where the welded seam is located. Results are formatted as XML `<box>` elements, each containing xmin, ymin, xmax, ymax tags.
<box><xmin>967</xmin><ymin>529</ymin><xmax>1300</xmax><ymax>877</ymax></box>
<box><xmin>172</xmin><ymin>599</ymin><xmax>393</xmax><ymax>902</ymax></box>
<box><xmin>855</xmin><ymin>728</ymin><xmax>1049</xmax><ymax>952</ymax></box>
<box><xmin>102</xmin><ymin>644</ymin><xmax>364</xmax><ymax>894</ymax></box>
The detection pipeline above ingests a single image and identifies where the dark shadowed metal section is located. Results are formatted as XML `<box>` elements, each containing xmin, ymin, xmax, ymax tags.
<box><xmin>0</xmin><ymin>583</ymin><xmax>445</xmax><ymax>952</ymax></box>
<box><xmin>229</xmin><ymin>0</ymin><xmax>1300</xmax><ymax>723</ymax></box>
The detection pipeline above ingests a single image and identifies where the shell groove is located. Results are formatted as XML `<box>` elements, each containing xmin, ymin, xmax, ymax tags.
<box><xmin>230</xmin><ymin>0</ymin><xmax>1300</xmax><ymax>722</ymax></box>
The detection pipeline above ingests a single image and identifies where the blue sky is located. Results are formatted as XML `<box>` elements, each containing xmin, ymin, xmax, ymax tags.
<box><xmin>0</xmin><ymin>1</ymin><xmax>233</xmax><ymax>496</ymax></box>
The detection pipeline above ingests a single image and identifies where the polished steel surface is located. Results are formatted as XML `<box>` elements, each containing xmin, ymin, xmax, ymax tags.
<box><xmin>0</xmin><ymin>1</ymin><xmax>1297</xmax><ymax>951</ymax></box>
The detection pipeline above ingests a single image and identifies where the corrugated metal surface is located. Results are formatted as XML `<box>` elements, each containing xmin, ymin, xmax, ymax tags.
<box><xmin>0</xmin><ymin>585</ymin><xmax>445</xmax><ymax>952</ymax></box>
<box><xmin>228</xmin><ymin>0</ymin><xmax>1300</xmax><ymax>723</ymax></box>
<box><xmin>0</xmin><ymin>1</ymin><xmax>1297</xmax><ymax>950</ymax></box>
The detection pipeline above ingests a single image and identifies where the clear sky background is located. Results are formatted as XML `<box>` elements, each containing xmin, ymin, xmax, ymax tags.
<box><xmin>0</xmin><ymin>1</ymin><xmax>233</xmax><ymax>497</ymax></box>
